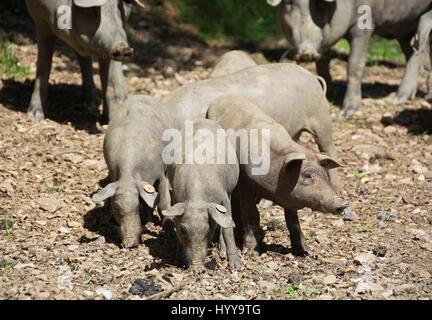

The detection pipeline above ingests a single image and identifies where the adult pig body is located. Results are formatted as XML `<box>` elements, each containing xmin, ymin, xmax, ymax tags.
<box><xmin>207</xmin><ymin>95</ymin><xmax>349</xmax><ymax>256</ymax></box>
<box><xmin>210</xmin><ymin>50</ymin><xmax>258</xmax><ymax>78</ymax></box>
<box><xmin>25</xmin><ymin>0</ymin><xmax>135</xmax><ymax>122</ymax></box>
<box><xmin>92</xmin><ymin>95</ymin><xmax>172</xmax><ymax>248</ymax></box>
<box><xmin>267</xmin><ymin>0</ymin><xmax>432</xmax><ymax>116</ymax></box>
<box><xmin>161</xmin><ymin>63</ymin><xmax>341</xmax><ymax>190</ymax></box>
<box><xmin>162</xmin><ymin>119</ymin><xmax>240</xmax><ymax>269</ymax></box>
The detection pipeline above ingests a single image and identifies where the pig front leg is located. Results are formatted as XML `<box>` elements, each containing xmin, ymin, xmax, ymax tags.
<box><xmin>76</xmin><ymin>54</ymin><xmax>99</xmax><ymax>115</ymax></box>
<box><xmin>284</xmin><ymin>209</ymin><xmax>308</xmax><ymax>256</ymax></box>
<box><xmin>339</xmin><ymin>27</ymin><xmax>374</xmax><ymax>118</ymax></box>
<box><xmin>220</xmin><ymin>195</ymin><xmax>241</xmax><ymax>269</ymax></box>
<box><xmin>27</xmin><ymin>25</ymin><xmax>55</xmax><ymax>122</ymax></box>
<box><xmin>98</xmin><ymin>58</ymin><xmax>128</xmax><ymax>123</ymax></box>
<box><xmin>156</xmin><ymin>176</ymin><xmax>175</xmax><ymax>236</ymax></box>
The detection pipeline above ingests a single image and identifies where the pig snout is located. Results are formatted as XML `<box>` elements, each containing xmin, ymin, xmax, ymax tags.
<box><xmin>121</xmin><ymin>236</ymin><xmax>140</xmax><ymax>249</ymax></box>
<box><xmin>325</xmin><ymin>197</ymin><xmax>350</xmax><ymax>215</ymax></box>
<box><xmin>295</xmin><ymin>49</ymin><xmax>321</xmax><ymax>62</ymax></box>
<box><xmin>110</xmin><ymin>42</ymin><xmax>133</xmax><ymax>61</ymax></box>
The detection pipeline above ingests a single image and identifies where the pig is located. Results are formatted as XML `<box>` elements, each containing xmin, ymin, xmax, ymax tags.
<box><xmin>24</xmin><ymin>0</ymin><xmax>143</xmax><ymax>122</ymax></box>
<box><xmin>210</xmin><ymin>50</ymin><xmax>258</xmax><ymax>78</ymax></box>
<box><xmin>207</xmin><ymin>94</ymin><xmax>349</xmax><ymax>256</ymax></box>
<box><xmin>161</xmin><ymin>119</ymin><xmax>241</xmax><ymax>269</ymax></box>
<box><xmin>266</xmin><ymin>0</ymin><xmax>432</xmax><ymax>117</ymax></box>
<box><xmin>91</xmin><ymin>95</ymin><xmax>172</xmax><ymax>248</ymax></box>
<box><xmin>160</xmin><ymin>62</ymin><xmax>343</xmax><ymax>192</ymax></box>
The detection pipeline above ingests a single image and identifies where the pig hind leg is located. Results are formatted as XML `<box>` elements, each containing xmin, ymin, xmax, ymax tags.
<box><xmin>77</xmin><ymin>54</ymin><xmax>99</xmax><ymax>115</ymax></box>
<box><xmin>27</xmin><ymin>24</ymin><xmax>55</xmax><ymax>122</ymax></box>
<box><xmin>397</xmin><ymin>36</ymin><xmax>422</xmax><ymax>103</ymax></box>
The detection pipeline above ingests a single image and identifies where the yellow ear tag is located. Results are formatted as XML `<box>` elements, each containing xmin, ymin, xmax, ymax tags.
<box><xmin>216</xmin><ymin>204</ymin><xmax>227</xmax><ymax>213</ymax></box>
<box><xmin>144</xmin><ymin>184</ymin><xmax>155</xmax><ymax>193</ymax></box>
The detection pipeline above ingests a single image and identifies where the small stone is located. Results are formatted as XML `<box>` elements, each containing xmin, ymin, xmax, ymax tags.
<box><xmin>67</xmin><ymin>221</ymin><xmax>81</xmax><ymax>228</ymax></box>
<box><xmin>372</xmin><ymin>245</ymin><xmax>387</xmax><ymax>257</ymax></box>
<box><xmin>323</xmin><ymin>275</ymin><xmax>337</xmax><ymax>285</ymax></box>
<box><xmin>354</xmin><ymin>253</ymin><xmax>376</xmax><ymax>267</ymax></box>
<box><xmin>84</xmin><ymin>290</ymin><xmax>94</xmax><ymax>297</ymax></box>
<box><xmin>332</xmin><ymin>220</ymin><xmax>344</xmax><ymax>228</ymax></box>
<box><xmin>96</xmin><ymin>287</ymin><xmax>113</xmax><ymax>300</ymax></box>
<box><xmin>58</xmin><ymin>227</ymin><xmax>70</xmax><ymax>234</ymax></box>
<box><xmin>37</xmin><ymin>196</ymin><xmax>64</xmax><ymax>213</ymax></box>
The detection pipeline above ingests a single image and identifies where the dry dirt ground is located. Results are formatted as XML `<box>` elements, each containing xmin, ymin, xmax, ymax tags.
<box><xmin>0</xmin><ymin>3</ymin><xmax>431</xmax><ymax>300</ymax></box>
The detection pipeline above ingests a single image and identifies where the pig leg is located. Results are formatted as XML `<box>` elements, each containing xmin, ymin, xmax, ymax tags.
<box><xmin>26</xmin><ymin>25</ymin><xmax>55</xmax><ymax>122</ymax></box>
<box><xmin>316</xmin><ymin>51</ymin><xmax>334</xmax><ymax>101</ymax></box>
<box><xmin>397</xmin><ymin>36</ymin><xmax>422</xmax><ymax>103</ymax></box>
<box><xmin>284</xmin><ymin>209</ymin><xmax>308</xmax><ymax>256</ymax></box>
<box><xmin>98</xmin><ymin>58</ymin><xmax>128</xmax><ymax>122</ymax></box>
<box><xmin>220</xmin><ymin>195</ymin><xmax>241</xmax><ymax>269</ymax></box>
<box><xmin>156</xmin><ymin>176</ymin><xmax>175</xmax><ymax>236</ymax></box>
<box><xmin>340</xmin><ymin>28</ymin><xmax>374</xmax><ymax>118</ymax></box>
<box><xmin>76</xmin><ymin>54</ymin><xmax>98</xmax><ymax>114</ymax></box>
<box><xmin>240</xmin><ymin>190</ymin><xmax>263</xmax><ymax>255</ymax></box>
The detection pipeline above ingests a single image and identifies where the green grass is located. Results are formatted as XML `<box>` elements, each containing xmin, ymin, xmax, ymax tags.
<box><xmin>333</xmin><ymin>36</ymin><xmax>405</xmax><ymax>64</ymax></box>
<box><xmin>1</xmin><ymin>209</ymin><xmax>14</xmax><ymax>237</ymax></box>
<box><xmin>169</xmin><ymin>0</ymin><xmax>280</xmax><ymax>43</ymax></box>
<box><xmin>0</xmin><ymin>37</ymin><xmax>30</xmax><ymax>79</ymax></box>
<box><xmin>358</xmin><ymin>225</ymin><xmax>373</xmax><ymax>233</ymax></box>
<box><xmin>0</xmin><ymin>262</ymin><xmax>14</xmax><ymax>279</ymax></box>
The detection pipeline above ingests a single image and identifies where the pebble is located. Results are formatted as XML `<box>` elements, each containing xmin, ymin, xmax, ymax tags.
<box><xmin>353</xmin><ymin>253</ymin><xmax>376</xmax><ymax>267</ymax></box>
<box><xmin>323</xmin><ymin>275</ymin><xmax>337</xmax><ymax>285</ymax></box>
<box><xmin>96</xmin><ymin>287</ymin><xmax>113</xmax><ymax>300</ymax></box>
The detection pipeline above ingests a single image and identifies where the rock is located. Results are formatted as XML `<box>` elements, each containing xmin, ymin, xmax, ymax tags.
<box><xmin>377</xmin><ymin>211</ymin><xmax>398</xmax><ymax>224</ymax></box>
<box><xmin>323</xmin><ymin>275</ymin><xmax>337</xmax><ymax>285</ymax></box>
<box><xmin>394</xmin><ymin>284</ymin><xmax>415</xmax><ymax>295</ymax></box>
<box><xmin>370</xmin><ymin>283</ymin><xmax>386</xmax><ymax>298</ymax></box>
<box><xmin>383</xmin><ymin>125</ymin><xmax>397</xmax><ymax>135</ymax></box>
<box><xmin>58</xmin><ymin>227</ymin><xmax>70</xmax><ymax>234</ymax></box>
<box><xmin>332</xmin><ymin>220</ymin><xmax>344</xmax><ymax>228</ymax></box>
<box><xmin>67</xmin><ymin>221</ymin><xmax>81</xmax><ymax>228</ymax></box>
<box><xmin>372</xmin><ymin>245</ymin><xmax>387</xmax><ymax>257</ymax></box>
<box><xmin>129</xmin><ymin>278</ymin><xmax>163</xmax><ymax>297</ymax></box>
<box><xmin>342</xmin><ymin>205</ymin><xmax>356</xmax><ymax>221</ymax></box>
<box><xmin>353</xmin><ymin>253</ymin><xmax>376</xmax><ymax>267</ymax></box>
<box><xmin>96</xmin><ymin>287</ymin><xmax>113</xmax><ymax>300</ymax></box>
<box><xmin>37</xmin><ymin>196</ymin><xmax>64</xmax><ymax>213</ymax></box>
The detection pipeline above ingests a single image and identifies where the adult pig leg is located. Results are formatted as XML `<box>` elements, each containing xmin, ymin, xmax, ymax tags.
<box><xmin>98</xmin><ymin>58</ymin><xmax>128</xmax><ymax>122</ymax></box>
<box><xmin>239</xmin><ymin>188</ymin><xmax>263</xmax><ymax>255</ymax></box>
<box><xmin>340</xmin><ymin>27</ymin><xmax>374</xmax><ymax>118</ymax></box>
<box><xmin>27</xmin><ymin>24</ymin><xmax>55</xmax><ymax>122</ymax></box>
<box><xmin>284</xmin><ymin>208</ymin><xmax>308</xmax><ymax>256</ymax></box>
<box><xmin>77</xmin><ymin>54</ymin><xmax>98</xmax><ymax>114</ymax></box>
<box><xmin>396</xmin><ymin>36</ymin><xmax>422</xmax><ymax>103</ymax></box>
<box><xmin>316</xmin><ymin>52</ymin><xmax>334</xmax><ymax>101</ymax></box>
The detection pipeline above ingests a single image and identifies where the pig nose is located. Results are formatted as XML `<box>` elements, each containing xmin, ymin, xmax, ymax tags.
<box><xmin>295</xmin><ymin>50</ymin><xmax>320</xmax><ymax>62</ymax></box>
<box><xmin>110</xmin><ymin>42</ymin><xmax>134</xmax><ymax>61</ymax></box>
<box><xmin>334</xmin><ymin>200</ymin><xmax>350</xmax><ymax>215</ymax></box>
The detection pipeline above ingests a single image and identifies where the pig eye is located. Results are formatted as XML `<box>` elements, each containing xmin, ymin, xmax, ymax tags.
<box><xmin>179</xmin><ymin>224</ymin><xmax>190</xmax><ymax>236</ymax></box>
<box><xmin>302</xmin><ymin>171</ymin><xmax>314</xmax><ymax>180</ymax></box>
<box><xmin>113</xmin><ymin>202</ymin><xmax>122</xmax><ymax>212</ymax></box>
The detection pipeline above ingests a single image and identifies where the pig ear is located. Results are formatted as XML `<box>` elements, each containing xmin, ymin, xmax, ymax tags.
<box><xmin>161</xmin><ymin>203</ymin><xmax>185</xmax><ymax>217</ymax></box>
<box><xmin>317</xmin><ymin>153</ymin><xmax>345</xmax><ymax>169</ymax></box>
<box><xmin>92</xmin><ymin>182</ymin><xmax>118</xmax><ymax>202</ymax></box>
<box><xmin>74</xmin><ymin>0</ymin><xmax>107</xmax><ymax>8</ymax></box>
<box><xmin>282</xmin><ymin>152</ymin><xmax>306</xmax><ymax>172</ymax></box>
<box><xmin>208</xmin><ymin>203</ymin><xmax>233</xmax><ymax>229</ymax></box>
<box><xmin>137</xmin><ymin>181</ymin><xmax>159</xmax><ymax>208</ymax></box>
<box><xmin>267</xmin><ymin>0</ymin><xmax>283</xmax><ymax>6</ymax></box>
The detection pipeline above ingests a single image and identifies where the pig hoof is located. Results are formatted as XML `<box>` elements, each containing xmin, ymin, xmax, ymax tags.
<box><xmin>228</xmin><ymin>255</ymin><xmax>242</xmax><ymax>270</ymax></box>
<box><xmin>26</xmin><ymin>108</ymin><xmax>44</xmax><ymax>122</ymax></box>
<box><xmin>291</xmin><ymin>245</ymin><xmax>308</xmax><ymax>257</ymax></box>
